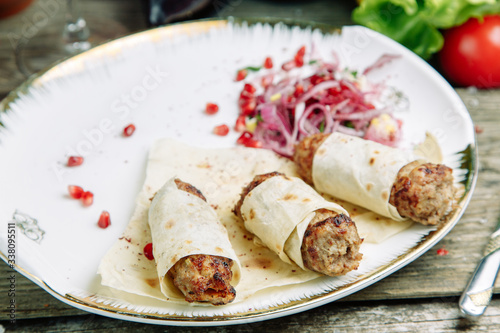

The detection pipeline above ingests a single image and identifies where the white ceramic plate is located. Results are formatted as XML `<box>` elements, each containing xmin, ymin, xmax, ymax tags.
<box><xmin>0</xmin><ymin>19</ymin><xmax>477</xmax><ymax>326</ymax></box>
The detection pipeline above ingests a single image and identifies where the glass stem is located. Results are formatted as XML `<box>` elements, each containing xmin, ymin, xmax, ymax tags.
<box><xmin>63</xmin><ymin>0</ymin><xmax>91</xmax><ymax>54</ymax></box>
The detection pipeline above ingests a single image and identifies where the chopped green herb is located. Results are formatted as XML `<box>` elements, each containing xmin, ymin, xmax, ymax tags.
<box><xmin>308</xmin><ymin>60</ymin><xmax>318</xmax><ymax>65</ymax></box>
<box><xmin>351</xmin><ymin>70</ymin><xmax>358</xmax><ymax>77</ymax></box>
<box><xmin>344</xmin><ymin>121</ymin><xmax>355</xmax><ymax>129</ymax></box>
<box><xmin>256</xmin><ymin>113</ymin><xmax>263</xmax><ymax>122</ymax></box>
<box><xmin>243</xmin><ymin>66</ymin><xmax>262</xmax><ymax>72</ymax></box>
<box><xmin>319</xmin><ymin>121</ymin><xmax>325</xmax><ymax>133</ymax></box>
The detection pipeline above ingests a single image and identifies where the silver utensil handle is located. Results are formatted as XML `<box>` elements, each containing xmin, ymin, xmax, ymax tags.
<box><xmin>459</xmin><ymin>248</ymin><xmax>500</xmax><ymax>317</ymax></box>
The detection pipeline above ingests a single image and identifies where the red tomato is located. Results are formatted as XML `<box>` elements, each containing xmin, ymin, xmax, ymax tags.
<box><xmin>439</xmin><ymin>15</ymin><xmax>500</xmax><ymax>88</ymax></box>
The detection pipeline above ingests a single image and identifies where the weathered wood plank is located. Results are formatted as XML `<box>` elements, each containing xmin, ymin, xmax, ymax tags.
<box><xmin>1</xmin><ymin>0</ymin><xmax>500</xmax><ymax>330</ymax></box>
<box><xmin>2</xmin><ymin>297</ymin><xmax>500</xmax><ymax>332</ymax></box>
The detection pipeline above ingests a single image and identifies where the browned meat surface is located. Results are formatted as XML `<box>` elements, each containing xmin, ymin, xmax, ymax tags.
<box><xmin>233</xmin><ymin>171</ymin><xmax>284</xmax><ymax>218</ymax></box>
<box><xmin>301</xmin><ymin>209</ymin><xmax>363</xmax><ymax>276</ymax></box>
<box><xmin>293</xmin><ymin>133</ymin><xmax>330</xmax><ymax>184</ymax></box>
<box><xmin>167</xmin><ymin>254</ymin><xmax>236</xmax><ymax>305</ymax></box>
<box><xmin>174</xmin><ymin>178</ymin><xmax>206</xmax><ymax>201</ymax></box>
<box><xmin>389</xmin><ymin>161</ymin><xmax>455</xmax><ymax>225</ymax></box>
<box><xmin>169</xmin><ymin>179</ymin><xmax>236</xmax><ymax>305</ymax></box>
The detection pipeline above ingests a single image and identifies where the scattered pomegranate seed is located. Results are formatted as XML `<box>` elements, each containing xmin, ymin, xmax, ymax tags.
<box><xmin>205</xmin><ymin>102</ymin><xmax>219</xmax><ymax>115</ymax></box>
<box><xmin>243</xmin><ymin>83</ymin><xmax>257</xmax><ymax>94</ymax></box>
<box><xmin>236</xmin><ymin>131</ymin><xmax>261</xmax><ymax>147</ymax></box>
<box><xmin>234</xmin><ymin>115</ymin><xmax>246</xmax><ymax>132</ymax></box>
<box><xmin>437</xmin><ymin>247</ymin><xmax>449</xmax><ymax>256</ymax></box>
<box><xmin>97</xmin><ymin>211</ymin><xmax>111</xmax><ymax>229</ymax></box>
<box><xmin>236</xmin><ymin>69</ymin><xmax>247</xmax><ymax>81</ymax></box>
<box><xmin>240</xmin><ymin>99</ymin><xmax>257</xmax><ymax>116</ymax></box>
<box><xmin>245</xmin><ymin>139</ymin><xmax>262</xmax><ymax>148</ymax></box>
<box><xmin>239</xmin><ymin>91</ymin><xmax>253</xmax><ymax>101</ymax></box>
<box><xmin>296</xmin><ymin>46</ymin><xmax>306</xmax><ymax>57</ymax></box>
<box><xmin>67</xmin><ymin>156</ymin><xmax>84</xmax><ymax>167</ymax></box>
<box><xmin>294</xmin><ymin>84</ymin><xmax>304</xmax><ymax>97</ymax></box>
<box><xmin>123</xmin><ymin>124</ymin><xmax>136</xmax><ymax>137</ymax></box>
<box><xmin>213</xmin><ymin>124</ymin><xmax>230</xmax><ymax>136</ymax></box>
<box><xmin>294</xmin><ymin>56</ymin><xmax>304</xmax><ymax>67</ymax></box>
<box><xmin>68</xmin><ymin>185</ymin><xmax>84</xmax><ymax>199</ymax></box>
<box><xmin>475</xmin><ymin>125</ymin><xmax>484</xmax><ymax>134</ymax></box>
<box><xmin>81</xmin><ymin>191</ymin><xmax>94</xmax><ymax>206</ymax></box>
<box><xmin>293</xmin><ymin>46</ymin><xmax>306</xmax><ymax>67</ymax></box>
<box><xmin>263</xmin><ymin>57</ymin><xmax>273</xmax><ymax>69</ymax></box>
<box><xmin>237</xmin><ymin>131</ymin><xmax>253</xmax><ymax>145</ymax></box>
<box><xmin>143</xmin><ymin>242</ymin><xmax>154</xmax><ymax>260</ymax></box>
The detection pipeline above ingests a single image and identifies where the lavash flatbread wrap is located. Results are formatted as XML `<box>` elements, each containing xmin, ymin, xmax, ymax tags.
<box><xmin>98</xmin><ymin>138</ymin><xmax>436</xmax><ymax>313</ymax></box>
<box><xmin>294</xmin><ymin>132</ymin><xmax>455</xmax><ymax>225</ymax></box>
<box><xmin>234</xmin><ymin>172</ymin><xmax>363</xmax><ymax>276</ymax></box>
<box><xmin>149</xmin><ymin>177</ymin><xmax>241</xmax><ymax>305</ymax></box>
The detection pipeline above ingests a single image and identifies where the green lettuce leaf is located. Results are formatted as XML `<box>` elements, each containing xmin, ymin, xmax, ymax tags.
<box><xmin>352</xmin><ymin>0</ymin><xmax>500</xmax><ymax>59</ymax></box>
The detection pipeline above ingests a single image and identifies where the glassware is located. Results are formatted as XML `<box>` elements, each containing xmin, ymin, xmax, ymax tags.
<box><xmin>15</xmin><ymin>0</ymin><xmax>126</xmax><ymax>77</ymax></box>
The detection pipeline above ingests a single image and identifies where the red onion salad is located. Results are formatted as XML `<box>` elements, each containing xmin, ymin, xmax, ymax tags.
<box><xmin>233</xmin><ymin>46</ymin><xmax>408</xmax><ymax>157</ymax></box>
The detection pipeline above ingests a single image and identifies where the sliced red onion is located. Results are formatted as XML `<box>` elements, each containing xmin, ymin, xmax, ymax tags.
<box><xmin>363</xmin><ymin>54</ymin><xmax>401</xmax><ymax>76</ymax></box>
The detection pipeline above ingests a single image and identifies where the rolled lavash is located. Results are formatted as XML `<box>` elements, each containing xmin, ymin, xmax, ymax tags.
<box><xmin>148</xmin><ymin>177</ymin><xmax>241</xmax><ymax>299</ymax></box>
<box><xmin>312</xmin><ymin>132</ymin><xmax>418</xmax><ymax>221</ymax></box>
<box><xmin>239</xmin><ymin>174</ymin><xmax>348</xmax><ymax>270</ymax></box>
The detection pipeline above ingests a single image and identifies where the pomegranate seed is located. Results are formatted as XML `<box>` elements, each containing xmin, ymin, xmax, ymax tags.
<box><xmin>294</xmin><ymin>46</ymin><xmax>306</xmax><ymax>67</ymax></box>
<box><xmin>213</xmin><ymin>124</ymin><xmax>229</xmax><ymax>136</ymax></box>
<box><xmin>205</xmin><ymin>102</ymin><xmax>219</xmax><ymax>115</ymax></box>
<box><xmin>236</xmin><ymin>69</ymin><xmax>247</xmax><ymax>81</ymax></box>
<box><xmin>294</xmin><ymin>56</ymin><xmax>304</xmax><ymax>67</ymax></box>
<box><xmin>234</xmin><ymin>115</ymin><xmax>246</xmax><ymax>132</ymax></box>
<box><xmin>237</xmin><ymin>131</ymin><xmax>253</xmax><ymax>145</ymax></box>
<box><xmin>68</xmin><ymin>185</ymin><xmax>84</xmax><ymax>199</ymax></box>
<box><xmin>97</xmin><ymin>211</ymin><xmax>111</xmax><ymax>229</ymax></box>
<box><xmin>240</xmin><ymin>99</ymin><xmax>256</xmax><ymax>116</ymax></box>
<box><xmin>243</xmin><ymin>83</ymin><xmax>256</xmax><ymax>94</ymax></box>
<box><xmin>67</xmin><ymin>156</ymin><xmax>84</xmax><ymax>167</ymax></box>
<box><xmin>310</xmin><ymin>74</ymin><xmax>326</xmax><ymax>86</ymax></box>
<box><xmin>81</xmin><ymin>191</ymin><xmax>94</xmax><ymax>206</ymax></box>
<box><xmin>123</xmin><ymin>124</ymin><xmax>136</xmax><ymax>137</ymax></box>
<box><xmin>294</xmin><ymin>84</ymin><xmax>304</xmax><ymax>97</ymax></box>
<box><xmin>263</xmin><ymin>57</ymin><xmax>273</xmax><ymax>69</ymax></box>
<box><xmin>244</xmin><ymin>139</ymin><xmax>262</xmax><ymax>148</ymax></box>
<box><xmin>239</xmin><ymin>90</ymin><xmax>254</xmax><ymax>101</ymax></box>
<box><xmin>437</xmin><ymin>248</ymin><xmax>449</xmax><ymax>256</ymax></box>
<box><xmin>143</xmin><ymin>242</ymin><xmax>154</xmax><ymax>260</ymax></box>
<box><xmin>296</xmin><ymin>46</ymin><xmax>306</xmax><ymax>57</ymax></box>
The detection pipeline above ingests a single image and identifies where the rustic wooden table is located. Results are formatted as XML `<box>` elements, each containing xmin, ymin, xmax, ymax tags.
<box><xmin>1</xmin><ymin>0</ymin><xmax>499</xmax><ymax>331</ymax></box>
